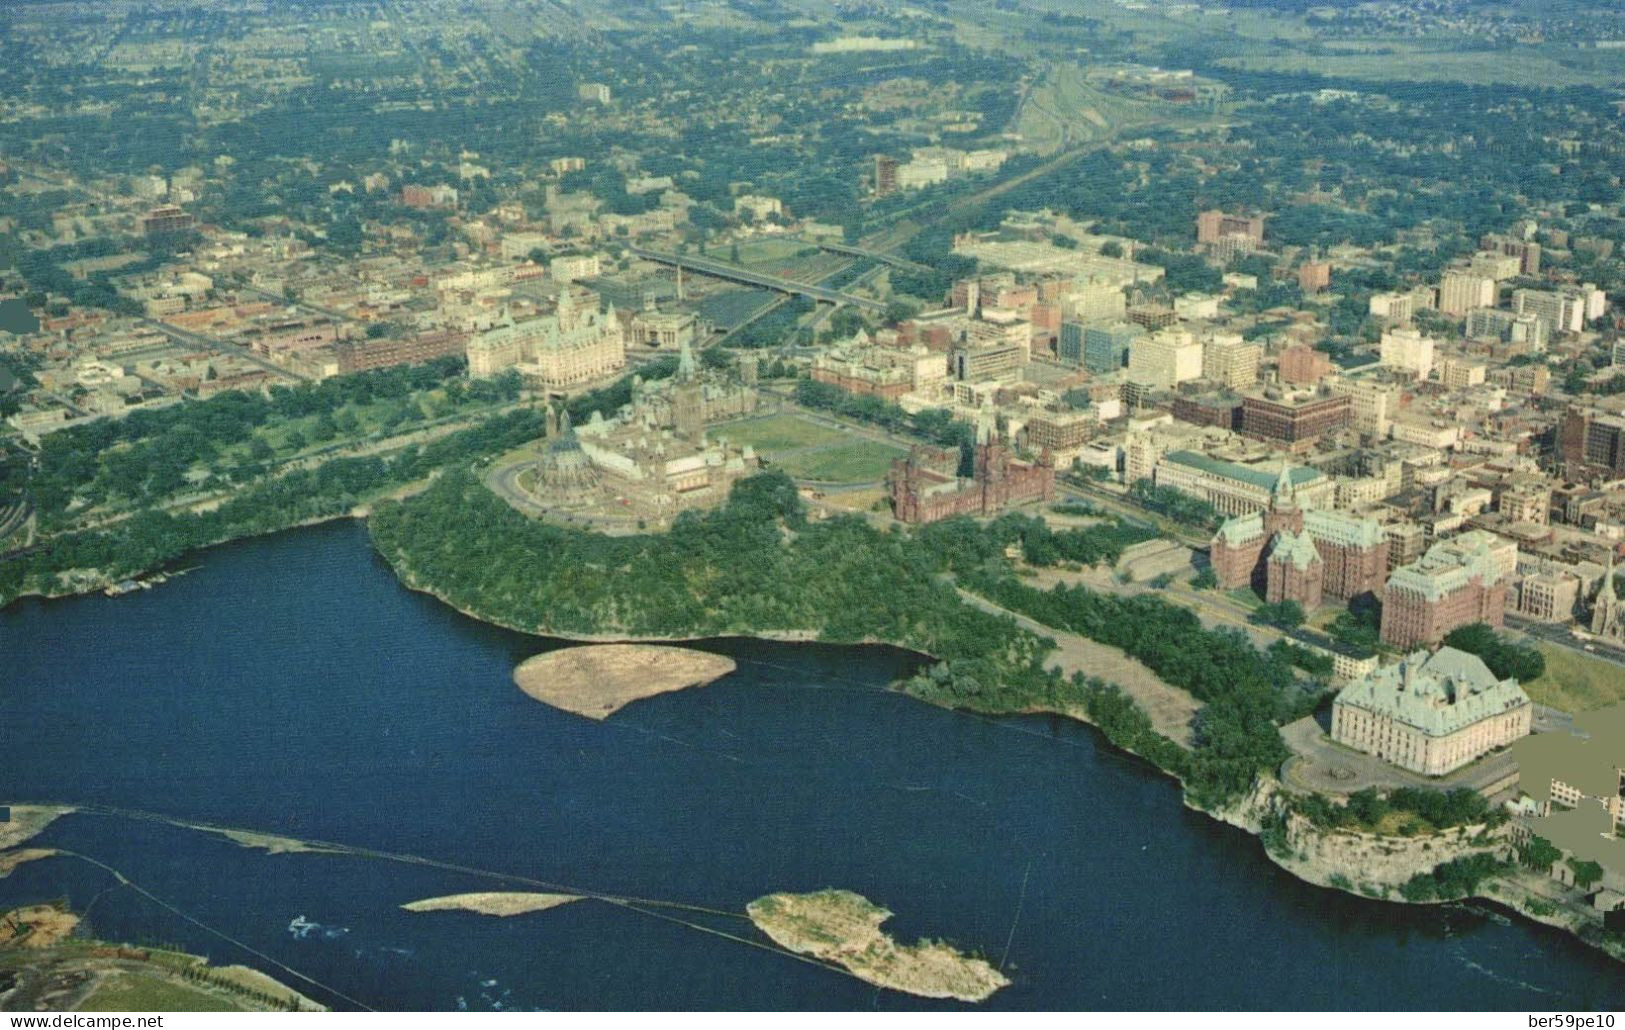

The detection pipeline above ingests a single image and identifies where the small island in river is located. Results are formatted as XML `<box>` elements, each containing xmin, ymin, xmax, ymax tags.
<box><xmin>746</xmin><ymin>889</ymin><xmax>1010</xmax><ymax>1003</ymax></box>
<box><xmin>513</xmin><ymin>644</ymin><xmax>737</xmax><ymax>720</ymax></box>
<box><xmin>401</xmin><ymin>893</ymin><xmax>582</xmax><ymax>917</ymax></box>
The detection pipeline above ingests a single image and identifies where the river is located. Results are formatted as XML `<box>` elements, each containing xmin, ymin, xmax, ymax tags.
<box><xmin>2</xmin><ymin>521</ymin><xmax>1620</xmax><ymax>1010</ymax></box>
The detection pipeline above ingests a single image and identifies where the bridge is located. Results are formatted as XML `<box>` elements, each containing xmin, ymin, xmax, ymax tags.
<box><xmin>793</xmin><ymin>238</ymin><xmax>931</xmax><ymax>274</ymax></box>
<box><xmin>627</xmin><ymin>247</ymin><xmax>888</xmax><ymax>313</ymax></box>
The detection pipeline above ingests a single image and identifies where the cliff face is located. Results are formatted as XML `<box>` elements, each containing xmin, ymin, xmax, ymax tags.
<box><xmin>1207</xmin><ymin>777</ymin><xmax>1511</xmax><ymax>901</ymax></box>
<box><xmin>1274</xmin><ymin>814</ymin><xmax>1509</xmax><ymax>898</ymax></box>
<box><xmin>1205</xmin><ymin>778</ymin><xmax>1274</xmax><ymax>835</ymax></box>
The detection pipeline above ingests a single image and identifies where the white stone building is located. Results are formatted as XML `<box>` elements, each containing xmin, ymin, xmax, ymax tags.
<box><xmin>1332</xmin><ymin>647</ymin><xmax>1531</xmax><ymax>776</ymax></box>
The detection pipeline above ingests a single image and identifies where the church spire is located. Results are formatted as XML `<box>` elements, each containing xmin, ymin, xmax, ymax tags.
<box><xmin>677</xmin><ymin>337</ymin><xmax>697</xmax><ymax>381</ymax></box>
<box><xmin>1273</xmin><ymin>464</ymin><xmax>1296</xmax><ymax>505</ymax></box>
<box><xmin>1593</xmin><ymin>546</ymin><xmax>1623</xmax><ymax>639</ymax></box>
<box><xmin>975</xmin><ymin>403</ymin><xmax>995</xmax><ymax>445</ymax></box>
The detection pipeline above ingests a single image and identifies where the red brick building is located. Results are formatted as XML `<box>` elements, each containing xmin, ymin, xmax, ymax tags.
<box><xmin>1277</xmin><ymin>344</ymin><xmax>1333</xmax><ymax>386</ymax></box>
<box><xmin>1196</xmin><ymin>210</ymin><xmax>1265</xmax><ymax>247</ymax></box>
<box><xmin>1171</xmin><ymin>394</ymin><xmax>1243</xmax><ymax>430</ymax></box>
<box><xmin>333</xmin><ymin>329</ymin><xmax>469</xmax><ymax>373</ymax></box>
<box><xmin>141</xmin><ymin>206</ymin><xmax>195</xmax><ymax>236</ymax></box>
<box><xmin>1480</xmin><ymin>233</ymin><xmax>1542</xmax><ymax>276</ymax></box>
<box><xmin>1380</xmin><ymin>536</ymin><xmax>1509</xmax><ymax>649</ymax></box>
<box><xmin>1239</xmin><ymin>387</ymin><xmax>1350</xmax><ymax>452</ymax></box>
<box><xmin>810</xmin><ymin>365</ymin><xmax>911</xmax><ymax>400</ymax></box>
<box><xmin>1297</xmin><ymin>261</ymin><xmax>1332</xmax><ymax>295</ymax></box>
<box><xmin>1557</xmin><ymin>405</ymin><xmax>1625</xmax><ymax>479</ymax></box>
<box><xmin>888</xmin><ymin>424</ymin><xmax>1054</xmax><ymax>524</ymax></box>
<box><xmin>1211</xmin><ymin>466</ymin><xmax>1389</xmax><ymax>606</ymax></box>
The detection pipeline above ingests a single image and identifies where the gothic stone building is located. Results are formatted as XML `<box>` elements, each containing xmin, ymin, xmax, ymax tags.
<box><xmin>889</xmin><ymin>420</ymin><xmax>1055</xmax><ymax>524</ymax></box>
<box><xmin>520</xmin><ymin>342</ymin><xmax>761</xmax><ymax>527</ymax></box>
<box><xmin>466</xmin><ymin>287</ymin><xmax>626</xmax><ymax>390</ymax></box>
<box><xmin>1210</xmin><ymin>467</ymin><xmax>1389</xmax><ymax>609</ymax></box>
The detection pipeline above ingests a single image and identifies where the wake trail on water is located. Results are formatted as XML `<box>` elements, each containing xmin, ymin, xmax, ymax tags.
<box><xmin>1000</xmin><ymin>859</ymin><xmax>1032</xmax><ymax>973</ymax></box>
<box><xmin>24</xmin><ymin>802</ymin><xmax>879</xmax><ymax>994</ymax></box>
<box><xmin>52</xmin><ymin>848</ymin><xmax>376</xmax><ymax>1012</ymax></box>
<box><xmin>1456</xmin><ymin>954</ymin><xmax>1555</xmax><ymax>997</ymax></box>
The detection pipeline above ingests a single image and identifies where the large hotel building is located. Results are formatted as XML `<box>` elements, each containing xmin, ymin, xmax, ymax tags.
<box><xmin>466</xmin><ymin>288</ymin><xmax>626</xmax><ymax>391</ymax></box>
<box><xmin>1210</xmin><ymin>465</ymin><xmax>1389</xmax><ymax>608</ymax></box>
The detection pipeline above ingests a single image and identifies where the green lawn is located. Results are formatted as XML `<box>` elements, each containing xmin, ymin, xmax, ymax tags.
<box><xmin>775</xmin><ymin>441</ymin><xmax>904</xmax><ymax>483</ymax></box>
<box><xmin>715</xmin><ymin>414</ymin><xmax>848</xmax><ymax>453</ymax></box>
<box><xmin>1524</xmin><ymin>643</ymin><xmax>1625</xmax><ymax>713</ymax></box>
<box><xmin>78</xmin><ymin>973</ymin><xmax>247</xmax><ymax>1012</ymax></box>
<box><xmin>1226</xmin><ymin>586</ymin><xmax>1264</xmax><ymax>612</ymax></box>
<box><xmin>733</xmin><ymin>238</ymin><xmax>819</xmax><ymax>266</ymax></box>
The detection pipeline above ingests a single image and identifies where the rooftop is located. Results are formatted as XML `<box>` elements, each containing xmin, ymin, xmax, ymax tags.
<box><xmin>1269</xmin><ymin>529</ymin><xmax>1321</xmax><ymax>570</ymax></box>
<box><xmin>1386</xmin><ymin>532</ymin><xmax>1505</xmax><ymax>601</ymax></box>
<box><xmin>1336</xmin><ymin>647</ymin><xmax>1530</xmax><ymax>738</ymax></box>
<box><xmin>1163</xmin><ymin>449</ymin><xmax>1323</xmax><ymax>492</ymax></box>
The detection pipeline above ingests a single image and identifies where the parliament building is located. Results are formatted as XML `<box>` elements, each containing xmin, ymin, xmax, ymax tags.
<box><xmin>889</xmin><ymin>413</ymin><xmax>1054</xmax><ymax>524</ymax></box>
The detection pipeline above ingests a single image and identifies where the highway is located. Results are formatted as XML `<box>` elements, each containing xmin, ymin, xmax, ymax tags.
<box><xmin>709</xmin><ymin>294</ymin><xmax>793</xmax><ymax>348</ymax></box>
<box><xmin>805</xmin><ymin>264</ymin><xmax>889</xmax><ymax>335</ymax></box>
<box><xmin>1055</xmin><ymin>478</ymin><xmax>1214</xmax><ymax>550</ymax></box>
<box><xmin>1506</xmin><ymin>613</ymin><xmax>1625</xmax><ymax>670</ymax></box>
<box><xmin>628</xmin><ymin>247</ymin><xmax>888</xmax><ymax>313</ymax></box>
<box><xmin>792</xmin><ymin>237</ymin><xmax>931</xmax><ymax>274</ymax></box>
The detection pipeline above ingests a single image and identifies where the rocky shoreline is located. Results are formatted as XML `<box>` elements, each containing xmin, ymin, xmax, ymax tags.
<box><xmin>1206</xmin><ymin>781</ymin><xmax>1624</xmax><ymax>964</ymax></box>
<box><xmin>12</xmin><ymin>518</ymin><xmax>1619</xmax><ymax>970</ymax></box>
<box><xmin>371</xmin><ymin>532</ymin><xmax>1625</xmax><ymax>966</ymax></box>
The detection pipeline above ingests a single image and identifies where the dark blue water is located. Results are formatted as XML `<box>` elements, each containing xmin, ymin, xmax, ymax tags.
<box><xmin>0</xmin><ymin>298</ymin><xmax>40</xmax><ymax>337</ymax></box>
<box><xmin>2</xmin><ymin>521</ymin><xmax>1621</xmax><ymax>1010</ymax></box>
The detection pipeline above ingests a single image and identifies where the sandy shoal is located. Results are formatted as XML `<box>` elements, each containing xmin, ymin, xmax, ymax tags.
<box><xmin>401</xmin><ymin>892</ymin><xmax>582</xmax><ymax>917</ymax></box>
<box><xmin>513</xmin><ymin>644</ymin><xmax>737</xmax><ymax>719</ymax></box>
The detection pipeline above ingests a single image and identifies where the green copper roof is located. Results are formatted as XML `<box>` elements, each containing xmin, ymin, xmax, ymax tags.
<box><xmin>1163</xmin><ymin>450</ymin><xmax>1323</xmax><ymax>492</ymax></box>
<box><xmin>1335</xmin><ymin>647</ymin><xmax>1530</xmax><ymax>738</ymax></box>
<box><xmin>1269</xmin><ymin>530</ymin><xmax>1322</xmax><ymax>570</ymax></box>
<box><xmin>1304</xmin><ymin>508</ymin><xmax>1386</xmax><ymax>549</ymax></box>
<box><xmin>1216</xmin><ymin>512</ymin><xmax>1264</xmax><ymax>545</ymax></box>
